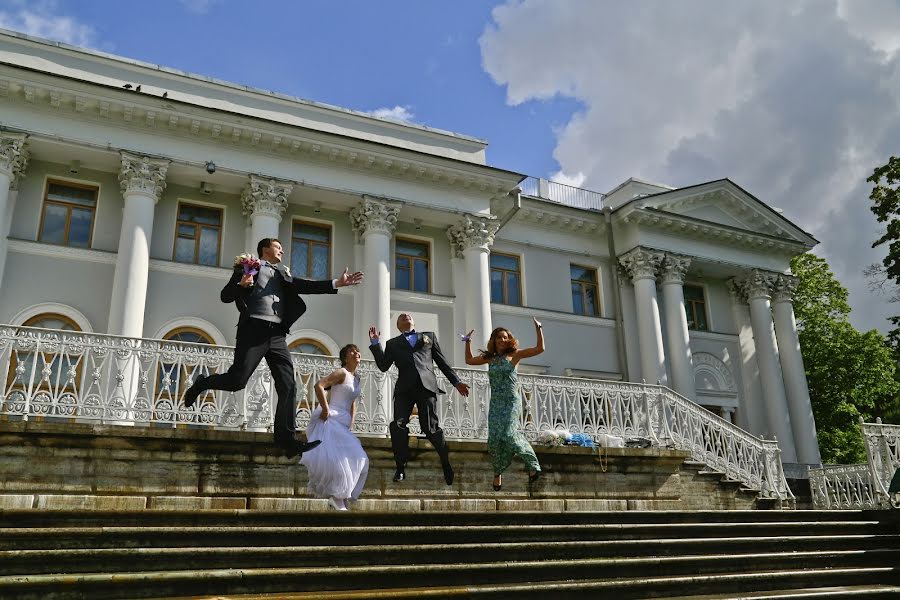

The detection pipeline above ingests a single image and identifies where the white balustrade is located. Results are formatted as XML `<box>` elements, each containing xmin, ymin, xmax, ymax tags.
<box><xmin>0</xmin><ymin>324</ymin><xmax>793</xmax><ymax>501</ymax></box>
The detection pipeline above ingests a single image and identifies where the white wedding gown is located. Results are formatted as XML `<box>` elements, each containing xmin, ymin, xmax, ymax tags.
<box><xmin>300</xmin><ymin>369</ymin><xmax>369</xmax><ymax>501</ymax></box>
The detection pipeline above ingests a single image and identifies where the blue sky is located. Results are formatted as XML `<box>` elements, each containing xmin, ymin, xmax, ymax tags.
<box><xmin>4</xmin><ymin>0</ymin><xmax>900</xmax><ymax>333</ymax></box>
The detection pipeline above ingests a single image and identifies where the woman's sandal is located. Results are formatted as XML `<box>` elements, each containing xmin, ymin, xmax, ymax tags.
<box><xmin>492</xmin><ymin>475</ymin><xmax>502</xmax><ymax>491</ymax></box>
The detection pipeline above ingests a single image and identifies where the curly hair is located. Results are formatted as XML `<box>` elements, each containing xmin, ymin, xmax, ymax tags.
<box><xmin>480</xmin><ymin>327</ymin><xmax>519</xmax><ymax>359</ymax></box>
<box><xmin>339</xmin><ymin>343</ymin><xmax>360</xmax><ymax>367</ymax></box>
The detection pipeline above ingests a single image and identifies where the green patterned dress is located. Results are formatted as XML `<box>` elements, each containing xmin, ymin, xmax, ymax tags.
<box><xmin>487</xmin><ymin>357</ymin><xmax>541</xmax><ymax>475</ymax></box>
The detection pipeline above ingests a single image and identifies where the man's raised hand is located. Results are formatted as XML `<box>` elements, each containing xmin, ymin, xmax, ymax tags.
<box><xmin>368</xmin><ymin>326</ymin><xmax>380</xmax><ymax>342</ymax></box>
<box><xmin>336</xmin><ymin>267</ymin><xmax>364</xmax><ymax>288</ymax></box>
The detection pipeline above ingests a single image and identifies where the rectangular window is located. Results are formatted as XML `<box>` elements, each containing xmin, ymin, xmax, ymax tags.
<box><xmin>291</xmin><ymin>220</ymin><xmax>332</xmax><ymax>279</ymax></box>
<box><xmin>571</xmin><ymin>264</ymin><xmax>600</xmax><ymax>316</ymax></box>
<box><xmin>684</xmin><ymin>284</ymin><xmax>709</xmax><ymax>331</ymax></box>
<box><xmin>490</xmin><ymin>252</ymin><xmax>522</xmax><ymax>305</ymax></box>
<box><xmin>38</xmin><ymin>181</ymin><xmax>98</xmax><ymax>248</ymax></box>
<box><xmin>395</xmin><ymin>238</ymin><xmax>430</xmax><ymax>292</ymax></box>
<box><xmin>173</xmin><ymin>203</ymin><xmax>223</xmax><ymax>266</ymax></box>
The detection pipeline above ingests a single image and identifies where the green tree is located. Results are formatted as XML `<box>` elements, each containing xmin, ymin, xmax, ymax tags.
<box><xmin>792</xmin><ymin>253</ymin><xmax>899</xmax><ymax>463</ymax></box>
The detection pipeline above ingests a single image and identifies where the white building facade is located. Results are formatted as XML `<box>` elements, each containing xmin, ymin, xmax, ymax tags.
<box><xmin>0</xmin><ymin>30</ymin><xmax>820</xmax><ymax>472</ymax></box>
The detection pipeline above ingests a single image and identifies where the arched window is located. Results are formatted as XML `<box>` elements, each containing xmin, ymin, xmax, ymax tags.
<box><xmin>23</xmin><ymin>314</ymin><xmax>80</xmax><ymax>331</ymax></box>
<box><xmin>157</xmin><ymin>327</ymin><xmax>214</xmax><ymax>402</ymax></box>
<box><xmin>289</xmin><ymin>337</ymin><xmax>331</xmax><ymax>356</ymax></box>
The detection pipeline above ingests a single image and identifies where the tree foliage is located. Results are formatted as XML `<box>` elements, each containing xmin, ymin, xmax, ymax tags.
<box><xmin>791</xmin><ymin>253</ymin><xmax>900</xmax><ymax>464</ymax></box>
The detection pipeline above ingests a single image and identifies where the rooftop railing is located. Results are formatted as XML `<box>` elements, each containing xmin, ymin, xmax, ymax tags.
<box><xmin>0</xmin><ymin>324</ymin><xmax>792</xmax><ymax>502</ymax></box>
<box><xmin>519</xmin><ymin>176</ymin><xmax>605</xmax><ymax>212</ymax></box>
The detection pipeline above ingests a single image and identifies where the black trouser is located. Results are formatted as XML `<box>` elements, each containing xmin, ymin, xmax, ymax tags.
<box><xmin>389</xmin><ymin>383</ymin><xmax>449</xmax><ymax>468</ymax></box>
<box><xmin>198</xmin><ymin>318</ymin><xmax>297</xmax><ymax>444</ymax></box>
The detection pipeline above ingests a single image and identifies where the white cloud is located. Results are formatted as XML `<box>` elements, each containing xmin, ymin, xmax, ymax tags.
<box><xmin>365</xmin><ymin>105</ymin><xmax>416</xmax><ymax>123</ymax></box>
<box><xmin>177</xmin><ymin>0</ymin><xmax>220</xmax><ymax>15</ymax></box>
<box><xmin>550</xmin><ymin>170</ymin><xmax>585</xmax><ymax>188</ymax></box>
<box><xmin>481</xmin><ymin>0</ymin><xmax>900</xmax><ymax>333</ymax></box>
<box><xmin>0</xmin><ymin>1</ymin><xmax>95</xmax><ymax>47</ymax></box>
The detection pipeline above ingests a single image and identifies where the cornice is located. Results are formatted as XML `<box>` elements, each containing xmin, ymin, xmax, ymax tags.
<box><xmin>148</xmin><ymin>259</ymin><xmax>230</xmax><ymax>279</ymax></box>
<box><xmin>615</xmin><ymin>207</ymin><xmax>811</xmax><ymax>255</ymax></box>
<box><xmin>515</xmin><ymin>205</ymin><xmax>603</xmax><ymax>234</ymax></box>
<box><xmin>490</xmin><ymin>302</ymin><xmax>616</xmax><ymax>328</ymax></box>
<box><xmin>0</xmin><ymin>69</ymin><xmax>521</xmax><ymax>197</ymax></box>
<box><xmin>7</xmin><ymin>238</ymin><xmax>117</xmax><ymax>264</ymax></box>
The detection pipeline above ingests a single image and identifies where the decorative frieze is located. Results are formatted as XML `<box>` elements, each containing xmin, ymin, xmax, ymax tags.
<box><xmin>0</xmin><ymin>133</ymin><xmax>28</xmax><ymax>182</ymax></box>
<box><xmin>618</xmin><ymin>247</ymin><xmax>664</xmax><ymax>282</ymax></box>
<box><xmin>771</xmin><ymin>274</ymin><xmax>798</xmax><ymax>304</ymax></box>
<box><xmin>349</xmin><ymin>196</ymin><xmax>400</xmax><ymax>239</ymax></box>
<box><xmin>660</xmin><ymin>253</ymin><xmax>691</xmax><ymax>285</ymax></box>
<box><xmin>240</xmin><ymin>175</ymin><xmax>293</xmax><ymax>221</ymax></box>
<box><xmin>447</xmin><ymin>215</ymin><xmax>499</xmax><ymax>256</ymax></box>
<box><xmin>118</xmin><ymin>152</ymin><xmax>169</xmax><ymax>200</ymax></box>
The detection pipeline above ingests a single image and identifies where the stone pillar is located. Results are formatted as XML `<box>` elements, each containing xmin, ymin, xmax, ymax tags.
<box><xmin>660</xmin><ymin>253</ymin><xmax>695</xmax><ymax>399</ymax></box>
<box><xmin>352</xmin><ymin>231</ymin><xmax>367</xmax><ymax>351</ymax></box>
<box><xmin>719</xmin><ymin>406</ymin><xmax>735</xmax><ymax>424</ymax></box>
<box><xmin>739</xmin><ymin>269</ymin><xmax>798</xmax><ymax>463</ymax></box>
<box><xmin>108</xmin><ymin>152</ymin><xmax>169</xmax><ymax>337</ymax></box>
<box><xmin>619</xmin><ymin>247</ymin><xmax>667</xmax><ymax>385</ymax></box>
<box><xmin>350</xmin><ymin>197</ymin><xmax>399</xmax><ymax>344</ymax></box>
<box><xmin>0</xmin><ymin>133</ymin><xmax>28</xmax><ymax>290</ymax></box>
<box><xmin>772</xmin><ymin>274</ymin><xmax>821</xmax><ymax>465</ymax></box>
<box><xmin>727</xmin><ymin>280</ymin><xmax>766</xmax><ymax>436</ymax></box>
<box><xmin>447</xmin><ymin>233</ymin><xmax>469</xmax><ymax>367</ymax></box>
<box><xmin>448</xmin><ymin>215</ymin><xmax>499</xmax><ymax>355</ymax></box>
<box><xmin>241</xmin><ymin>175</ymin><xmax>293</xmax><ymax>247</ymax></box>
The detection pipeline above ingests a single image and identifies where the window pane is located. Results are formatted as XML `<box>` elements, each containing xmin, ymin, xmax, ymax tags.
<box><xmin>572</xmin><ymin>283</ymin><xmax>584</xmax><ymax>314</ymax></box>
<box><xmin>311</xmin><ymin>244</ymin><xmax>329</xmax><ymax>279</ymax></box>
<box><xmin>67</xmin><ymin>208</ymin><xmax>92</xmax><ymax>247</ymax></box>
<box><xmin>694</xmin><ymin>306</ymin><xmax>708</xmax><ymax>331</ymax></box>
<box><xmin>490</xmin><ymin>253</ymin><xmax>519</xmax><ymax>271</ymax></box>
<box><xmin>40</xmin><ymin>204</ymin><xmax>68</xmax><ymax>244</ymax></box>
<box><xmin>293</xmin><ymin>222</ymin><xmax>330</xmax><ymax>243</ymax></box>
<box><xmin>396</xmin><ymin>266</ymin><xmax>410</xmax><ymax>290</ymax></box>
<box><xmin>198</xmin><ymin>226</ymin><xmax>219</xmax><ymax>266</ymax></box>
<box><xmin>179</xmin><ymin>204</ymin><xmax>221</xmax><ymax>226</ymax></box>
<box><xmin>506</xmin><ymin>272</ymin><xmax>521</xmax><ymax>305</ymax></box>
<box><xmin>570</xmin><ymin>265</ymin><xmax>592</xmax><ymax>282</ymax></box>
<box><xmin>177</xmin><ymin>223</ymin><xmax>195</xmax><ymax>237</ymax></box>
<box><xmin>490</xmin><ymin>270</ymin><xmax>503</xmax><ymax>303</ymax></box>
<box><xmin>47</xmin><ymin>183</ymin><xmax>96</xmax><ymax>207</ymax></box>
<box><xmin>585</xmin><ymin>286</ymin><xmax>598</xmax><ymax>316</ymax></box>
<box><xmin>396</xmin><ymin>239</ymin><xmax>428</xmax><ymax>258</ymax></box>
<box><xmin>683</xmin><ymin>286</ymin><xmax>704</xmax><ymax>302</ymax></box>
<box><xmin>27</xmin><ymin>317</ymin><xmax>78</xmax><ymax>331</ymax></box>
<box><xmin>413</xmin><ymin>259</ymin><xmax>429</xmax><ymax>292</ymax></box>
<box><xmin>174</xmin><ymin>237</ymin><xmax>195</xmax><ymax>263</ymax></box>
<box><xmin>294</xmin><ymin>342</ymin><xmax>329</xmax><ymax>355</ymax></box>
<box><xmin>292</xmin><ymin>242</ymin><xmax>309</xmax><ymax>277</ymax></box>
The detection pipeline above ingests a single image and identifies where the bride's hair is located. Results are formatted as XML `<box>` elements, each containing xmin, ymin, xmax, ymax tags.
<box><xmin>480</xmin><ymin>327</ymin><xmax>518</xmax><ymax>359</ymax></box>
<box><xmin>339</xmin><ymin>344</ymin><xmax>360</xmax><ymax>367</ymax></box>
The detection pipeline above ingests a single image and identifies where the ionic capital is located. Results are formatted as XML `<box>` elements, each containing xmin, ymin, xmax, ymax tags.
<box><xmin>0</xmin><ymin>133</ymin><xmax>29</xmax><ymax>184</ymax></box>
<box><xmin>447</xmin><ymin>215</ymin><xmax>499</xmax><ymax>257</ymax></box>
<box><xmin>119</xmin><ymin>152</ymin><xmax>169</xmax><ymax>201</ymax></box>
<box><xmin>771</xmin><ymin>274</ymin><xmax>798</xmax><ymax>304</ymax></box>
<box><xmin>618</xmin><ymin>247</ymin><xmax>664</xmax><ymax>282</ymax></box>
<box><xmin>660</xmin><ymin>253</ymin><xmax>692</xmax><ymax>285</ymax></box>
<box><xmin>241</xmin><ymin>174</ymin><xmax>293</xmax><ymax>221</ymax></box>
<box><xmin>349</xmin><ymin>196</ymin><xmax>400</xmax><ymax>239</ymax></box>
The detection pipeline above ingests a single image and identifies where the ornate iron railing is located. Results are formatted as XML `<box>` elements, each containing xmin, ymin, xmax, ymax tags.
<box><xmin>810</xmin><ymin>419</ymin><xmax>900</xmax><ymax>509</ymax></box>
<box><xmin>0</xmin><ymin>324</ymin><xmax>791</xmax><ymax>500</ymax></box>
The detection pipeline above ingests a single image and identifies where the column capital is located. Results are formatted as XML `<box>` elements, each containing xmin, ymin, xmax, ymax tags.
<box><xmin>618</xmin><ymin>247</ymin><xmax>664</xmax><ymax>282</ymax></box>
<box><xmin>447</xmin><ymin>215</ymin><xmax>499</xmax><ymax>257</ymax></box>
<box><xmin>726</xmin><ymin>278</ymin><xmax>748</xmax><ymax>304</ymax></box>
<box><xmin>771</xmin><ymin>273</ymin><xmax>799</xmax><ymax>304</ymax></box>
<box><xmin>350</xmin><ymin>196</ymin><xmax>400</xmax><ymax>239</ymax></box>
<box><xmin>241</xmin><ymin>174</ymin><xmax>293</xmax><ymax>221</ymax></box>
<box><xmin>0</xmin><ymin>132</ymin><xmax>29</xmax><ymax>183</ymax></box>
<box><xmin>119</xmin><ymin>152</ymin><xmax>169</xmax><ymax>200</ymax></box>
<box><xmin>660</xmin><ymin>253</ymin><xmax>692</xmax><ymax>285</ymax></box>
<box><xmin>740</xmin><ymin>268</ymin><xmax>778</xmax><ymax>301</ymax></box>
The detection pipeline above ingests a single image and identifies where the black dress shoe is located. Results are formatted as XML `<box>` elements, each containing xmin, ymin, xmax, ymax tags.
<box><xmin>393</xmin><ymin>467</ymin><xmax>406</xmax><ymax>482</ymax></box>
<box><xmin>279</xmin><ymin>439</ymin><xmax>321</xmax><ymax>459</ymax></box>
<box><xmin>182</xmin><ymin>376</ymin><xmax>207</xmax><ymax>408</ymax></box>
<box><xmin>442</xmin><ymin>460</ymin><xmax>454</xmax><ymax>486</ymax></box>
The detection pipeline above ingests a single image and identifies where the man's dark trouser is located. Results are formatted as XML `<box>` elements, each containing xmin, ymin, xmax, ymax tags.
<box><xmin>197</xmin><ymin>318</ymin><xmax>297</xmax><ymax>444</ymax></box>
<box><xmin>389</xmin><ymin>383</ymin><xmax>449</xmax><ymax>468</ymax></box>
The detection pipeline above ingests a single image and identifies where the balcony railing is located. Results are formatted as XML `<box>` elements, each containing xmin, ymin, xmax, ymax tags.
<box><xmin>520</xmin><ymin>177</ymin><xmax>605</xmax><ymax>212</ymax></box>
<box><xmin>0</xmin><ymin>324</ymin><xmax>792</xmax><ymax>501</ymax></box>
<box><xmin>810</xmin><ymin>419</ymin><xmax>900</xmax><ymax>509</ymax></box>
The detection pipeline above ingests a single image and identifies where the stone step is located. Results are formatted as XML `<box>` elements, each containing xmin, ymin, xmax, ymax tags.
<box><xmin>0</xmin><ymin>561</ymin><xmax>896</xmax><ymax>600</ymax></box>
<box><xmin>0</xmin><ymin>521</ymin><xmax>886</xmax><ymax>550</ymax></box>
<box><xmin>662</xmin><ymin>585</ymin><xmax>900</xmax><ymax>599</ymax></box>
<box><xmin>2</xmin><ymin>535</ymin><xmax>897</xmax><ymax>576</ymax></box>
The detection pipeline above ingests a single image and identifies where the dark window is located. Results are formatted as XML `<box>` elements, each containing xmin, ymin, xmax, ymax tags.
<box><xmin>571</xmin><ymin>264</ymin><xmax>600</xmax><ymax>316</ymax></box>
<box><xmin>174</xmin><ymin>203</ymin><xmax>222</xmax><ymax>266</ymax></box>
<box><xmin>684</xmin><ymin>285</ymin><xmax>709</xmax><ymax>331</ymax></box>
<box><xmin>490</xmin><ymin>252</ymin><xmax>522</xmax><ymax>305</ymax></box>
<box><xmin>39</xmin><ymin>181</ymin><xmax>98</xmax><ymax>248</ymax></box>
<box><xmin>291</xmin><ymin>221</ymin><xmax>332</xmax><ymax>279</ymax></box>
<box><xmin>395</xmin><ymin>238</ymin><xmax>430</xmax><ymax>292</ymax></box>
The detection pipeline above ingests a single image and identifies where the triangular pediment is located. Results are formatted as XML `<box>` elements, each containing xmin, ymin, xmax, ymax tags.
<box><xmin>633</xmin><ymin>179</ymin><xmax>817</xmax><ymax>246</ymax></box>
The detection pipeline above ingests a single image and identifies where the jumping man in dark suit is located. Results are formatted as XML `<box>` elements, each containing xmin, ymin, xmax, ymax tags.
<box><xmin>368</xmin><ymin>313</ymin><xmax>470</xmax><ymax>485</ymax></box>
<box><xmin>183</xmin><ymin>237</ymin><xmax>363</xmax><ymax>459</ymax></box>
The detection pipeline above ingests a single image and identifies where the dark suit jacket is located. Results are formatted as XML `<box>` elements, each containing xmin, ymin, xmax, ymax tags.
<box><xmin>369</xmin><ymin>331</ymin><xmax>460</xmax><ymax>396</ymax></box>
<box><xmin>220</xmin><ymin>266</ymin><xmax>336</xmax><ymax>333</ymax></box>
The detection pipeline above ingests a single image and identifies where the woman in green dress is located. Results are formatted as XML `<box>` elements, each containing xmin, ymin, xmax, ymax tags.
<box><xmin>465</xmin><ymin>318</ymin><xmax>545</xmax><ymax>491</ymax></box>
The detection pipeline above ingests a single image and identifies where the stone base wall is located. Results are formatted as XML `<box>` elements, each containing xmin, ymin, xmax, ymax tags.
<box><xmin>0</xmin><ymin>420</ymin><xmax>765</xmax><ymax>511</ymax></box>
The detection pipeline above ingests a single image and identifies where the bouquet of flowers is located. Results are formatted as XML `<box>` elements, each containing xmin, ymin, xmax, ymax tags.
<box><xmin>234</xmin><ymin>253</ymin><xmax>261</xmax><ymax>276</ymax></box>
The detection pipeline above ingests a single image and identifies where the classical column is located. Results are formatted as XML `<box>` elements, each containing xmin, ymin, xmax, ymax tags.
<box><xmin>448</xmin><ymin>215</ymin><xmax>499</xmax><ymax>354</ymax></box>
<box><xmin>739</xmin><ymin>269</ymin><xmax>798</xmax><ymax>463</ymax></box>
<box><xmin>772</xmin><ymin>274</ymin><xmax>821</xmax><ymax>465</ymax></box>
<box><xmin>619</xmin><ymin>247</ymin><xmax>667</xmax><ymax>386</ymax></box>
<box><xmin>447</xmin><ymin>231</ymin><xmax>469</xmax><ymax>367</ymax></box>
<box><xmin>107</xmin><ymin>152</ymin><xmax>169</xmax><ymax>337</ymax></box>
<box><xmin>0</xmin><ymin>133</ymin><xmax>28</xmax><ymax>290</ymax></box>
<box><xmin>350</xmin><ymin>197</ymin><xmax>399</xmax><ymax>344</ymax></box>
<box><xmin>241</xmin><ymin>175</ymin><xmax>293</xmax><ymax>246</ymax></box>
<box><xmin>727</xmin><ymin>280</ymin><xmax>766</xmax><ymax>436</ymax></box>
<box><xmin>660</xmin><ymin>253</ymin><xmax>695</xmax><ymax>399</ymax></box>
<box><xmin>719</xmin><ymin>406</ymin><xmax>735</xmax><ymax>424</ymax></box>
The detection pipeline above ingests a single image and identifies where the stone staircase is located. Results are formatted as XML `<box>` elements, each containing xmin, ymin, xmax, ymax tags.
<box><xmin>0</xmin><ymin>508</ymin><xmax>898</xmax><ymax>599</ymax></box>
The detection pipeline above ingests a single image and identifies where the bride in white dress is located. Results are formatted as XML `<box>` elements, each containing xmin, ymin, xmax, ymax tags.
<box><xmin>300</xmin><ymin>344</ymin><xmax>369</xmax><ymax>511</ymax></box>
